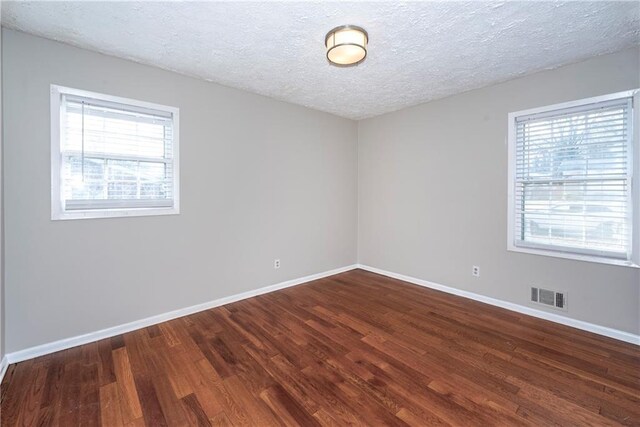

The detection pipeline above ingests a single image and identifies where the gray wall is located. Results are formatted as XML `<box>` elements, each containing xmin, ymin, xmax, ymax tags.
<box><xmin>358</xmin><ymin>47</ymin><xmax>640</xmax><ymax>335</ymax></box>
<box><xmin>0</xmin><ymin>23</ymin><xmax>4</xmax><ymax>362</ymax></box>
<box><xmin>3</xmin><ymin>29</ymin><xmax>358</xmax><ymax>353</ymax></box>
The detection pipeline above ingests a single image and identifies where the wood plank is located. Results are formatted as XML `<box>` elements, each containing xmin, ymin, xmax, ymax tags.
<box><xmin>100</xmin><ymin>382</ymin><xmax>125</xmax><ymax>427</ymax></box>
<box><xmin>259</xmin><ymin>384</ymin><xmax>320</xmax><ymax>426</ymax></box>
<box><xmin>181</xmin><ymin>393</ymin><xmax>213</xmax><ymax>427</ymax></box>
<box><xmin>112</xmin><ymin>347</ymin><xmax>143</xmax><ymax>423</ymax></box>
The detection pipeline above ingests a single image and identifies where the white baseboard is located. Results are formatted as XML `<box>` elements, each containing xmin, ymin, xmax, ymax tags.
<box><xmin>0</xmin><ymin>355</ymin><xmax>8</xmax><ymax>385</ymax></box>
<box><xmin>357</xmin><ymin>264</ymin><xmax>640</xmax><ymax>346</ymax></box>
<box><xmin>6</xmin><ymin>262</ymin><xmax>636</xmax><ymax>368</ymax></box>
<box><xmin>6</xmin><ymin>264</ymin><xmax>358</xmax><ymax>365</ymax></box>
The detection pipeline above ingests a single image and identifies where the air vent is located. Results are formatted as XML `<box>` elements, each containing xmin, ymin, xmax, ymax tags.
<box><xmin>530</xmin><ymin>286</ymin><xmax>567</xmax><ymax>311</ymax></box>
<box><xmin>555</xmin><ymin>293</ymin><xmax>565</xmax><ymax>309</ymax></box>
<box><xmin>539</xmin><ymin>289</ymin><xmax>555</xmax><ymax>306</ymax></box>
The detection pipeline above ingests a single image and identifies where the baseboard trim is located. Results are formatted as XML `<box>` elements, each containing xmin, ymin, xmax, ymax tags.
<box><xmin>0</xmin><ymin>355</ymin><xmax>8</xmax><ymax>385</ymax></box>
<box><xmin>6</xmin><ymin>264</ymin><xmax>358</xmax><ymax>365</ymax></box>
<box><xmin>7</xmin><ymin>262</ymin><xmax>636</xmax><ymax>366</ymax></box>
<box><xmin>357</xmin><ymin>264</ymin><xmax>640</xmax><ymax>346</ymax></box>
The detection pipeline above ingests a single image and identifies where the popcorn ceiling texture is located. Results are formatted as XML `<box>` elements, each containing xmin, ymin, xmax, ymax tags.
<box><xmin>2</xmin><ymin>1</ymin><xmax>639</xmax><ymax>120</ymax></box>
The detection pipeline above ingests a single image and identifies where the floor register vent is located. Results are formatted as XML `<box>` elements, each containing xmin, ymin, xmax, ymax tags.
<box><xmin>531</xmin><ymin>287</ymin><xmax>567</xmax><ymax>310</ymax></box>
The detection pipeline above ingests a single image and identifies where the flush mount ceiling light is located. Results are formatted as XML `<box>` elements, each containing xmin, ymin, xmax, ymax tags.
<box><xmin>325</xmin><ymin>25</ymin><xmax>368</xmax><ymax>67</ymax></box>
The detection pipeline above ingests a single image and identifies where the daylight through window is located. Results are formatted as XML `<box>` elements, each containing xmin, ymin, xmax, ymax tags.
<box><xmin>51</xmin><ymin>86</ymin><xmax>179</xmax><ymax>219</ymax></box>
<box><xmin>508</xmin><ymin>91</ymin><xmax>637</xmax><ymax>264</ymax></box>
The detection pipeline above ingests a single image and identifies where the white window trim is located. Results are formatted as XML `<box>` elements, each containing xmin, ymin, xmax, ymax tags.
<box><xmin>507</xmin><ymin>89</ymin><xmax>640</xmax><ymax>268</ymax></box>
<box><xmin>50</xmin><ymin>85</ymin><xmax>180</xmax><ymax>220</ymax></box>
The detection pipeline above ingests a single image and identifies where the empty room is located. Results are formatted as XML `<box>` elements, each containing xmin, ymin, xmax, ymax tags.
<box><xmin>0</xmin><ymin>0</ymin><xmax>638</xmax><ymax>425</ymax></box>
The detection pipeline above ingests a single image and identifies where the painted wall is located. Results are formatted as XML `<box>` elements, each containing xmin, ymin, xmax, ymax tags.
<box><xmin>3</xmin><ymin>29</ymin><xmax>358</xmax><ymax>353</ymax></box>
<box><xmin>358</xmin><ymin>48</ymin><xmax>640</xmax><ymax>335</ymax></box>
<box><xmin>0</xmin><ymin>23</ymin><xmax>4</xmax><ymax>363</ymax></box>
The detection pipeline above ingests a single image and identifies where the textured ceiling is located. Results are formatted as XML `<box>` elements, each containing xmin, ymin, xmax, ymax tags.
<box><xmin>2</xmin><ymin>1</ymin><xmax>639</xmax><ymax>120</ymax></box>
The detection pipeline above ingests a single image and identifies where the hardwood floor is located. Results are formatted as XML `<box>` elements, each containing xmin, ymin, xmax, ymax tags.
<box><xmin>1</xmin><ymin>269</ymin><xmax>639</xmax><ymax>426</ymax></box>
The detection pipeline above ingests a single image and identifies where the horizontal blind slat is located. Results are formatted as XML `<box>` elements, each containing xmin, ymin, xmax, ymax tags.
<box><xmin>61</xmin><ymin>94</ymin><xmax>176</xmax><ymax>210</ymax></box>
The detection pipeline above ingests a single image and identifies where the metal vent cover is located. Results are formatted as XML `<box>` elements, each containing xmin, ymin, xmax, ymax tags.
<box><xmin>530</xmin><ymin>286</ymin><xmax>567</xmax><ymax>311</ymax></box>
<box><xmin>539</xmin><ymin>289</ymin><xmax>555</xmax><ymax>306</ymax></box>
<box><xmin>555</xmin><ymin>292</ymin><xmax>565</xmax><ymax>309</ymax></box>
<box><xmin>531</xmin><ymin>287</ymin><xmax>539</xmax><ymax>303</ymax></box>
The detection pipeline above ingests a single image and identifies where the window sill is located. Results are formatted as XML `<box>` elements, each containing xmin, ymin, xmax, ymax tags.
<box><xmin>52</xmin><ymin>206</ymin><xmax>179</xmax><ymax>221</ymax></box>
<box><xmin>507</xmin><ymin>244</ymin><xmax>639</xmax><ymax>268</ymax></box>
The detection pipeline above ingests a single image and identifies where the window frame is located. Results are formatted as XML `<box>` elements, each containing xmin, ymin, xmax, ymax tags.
<box><xmin>50</xmin><ymin>85</ymin><xmax>180</xmax><ymax>220</ymax></box>
<box><xmin>507</xmin><ymin>89</ymin><xmax>640</xmax><ymax>268</ymax></box>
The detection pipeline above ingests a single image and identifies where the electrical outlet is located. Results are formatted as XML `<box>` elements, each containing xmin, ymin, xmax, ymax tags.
<box><xmin>274</xmin><ymin>259</ymin><xmax>281</xmax><ymax>269</ymax></box>
<box><xmin>472</xmin><ymin>265</ymin><xmax>480</xmax><ymax>277</ymax></box>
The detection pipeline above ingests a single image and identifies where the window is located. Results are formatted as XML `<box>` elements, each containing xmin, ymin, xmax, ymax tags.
<box><xmin>51</xmin><ymin>85</ymin><xmax>179</xmax><ymax>219</ymax></box>
<box><xmin>508</xmin><ymin>90</ymin><xmax>639</xmax><ymax>267</ymax></box>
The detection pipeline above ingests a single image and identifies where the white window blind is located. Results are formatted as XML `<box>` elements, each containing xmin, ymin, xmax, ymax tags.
<box><xmin>512</xmin><ymin>96</ymin><xmax>633</xmax><ymax>260</ymax></box>
<box><xmin>52</xmin><ymin>86</ymin><xmax>179</xmax><ymax>219</ymax></box>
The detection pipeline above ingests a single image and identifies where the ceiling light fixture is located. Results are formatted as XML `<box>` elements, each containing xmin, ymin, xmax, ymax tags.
<box><xmin>325</xmin><ymin>25</ymin><xmax>368</xmax><ymax>67</ymax></box>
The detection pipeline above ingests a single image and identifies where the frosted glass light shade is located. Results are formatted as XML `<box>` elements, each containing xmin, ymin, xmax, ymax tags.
<box><xmin>325</xmin><ymin>25</ymin><xmax>368</xmax><ymax>67</ymax></box>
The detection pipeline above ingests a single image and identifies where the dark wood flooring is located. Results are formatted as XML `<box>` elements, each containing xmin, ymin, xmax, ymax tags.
<box><xmin>1</xmin><ymin>269</ymin><xmax>639</xmax><ymax>426</ymax></box>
